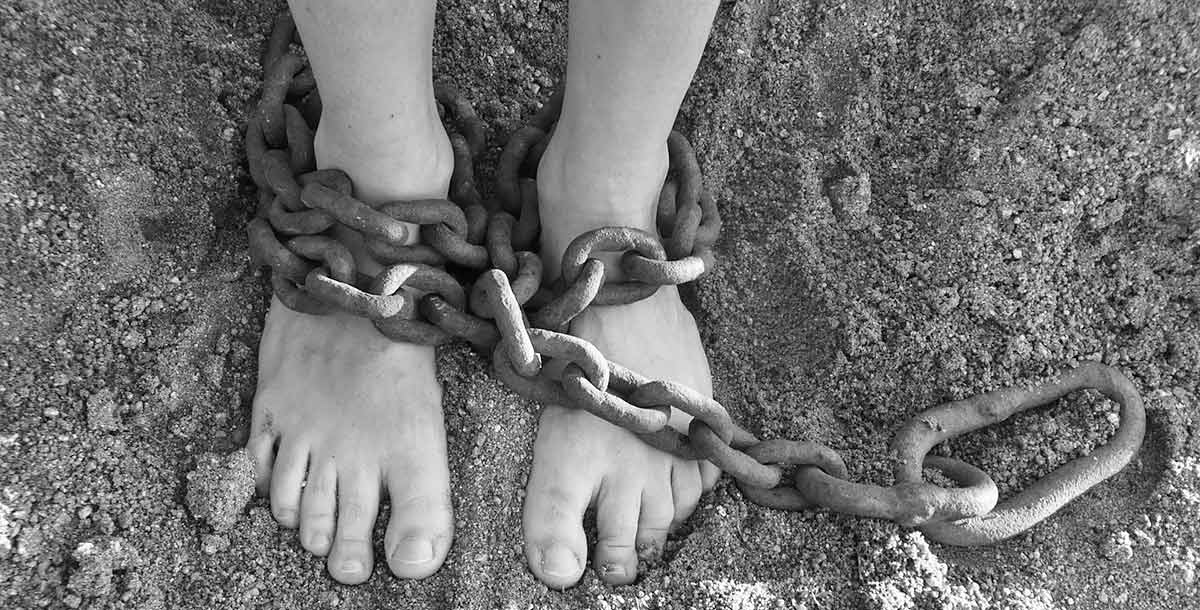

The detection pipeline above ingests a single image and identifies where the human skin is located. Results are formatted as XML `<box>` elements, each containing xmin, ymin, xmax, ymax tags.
<box><xmin>248</xmin><ymin>0</ymin><xmax>454</xmax><ymax>584</ymax></box>
<box><xmin>525</xmin><ymin>0</ymin><xmax>722</xmax><ymax>587</ymax></box>
<box><xmin>249</xmin><ymin>0</ymin><xmax>721</xmax><ymax>587</ymax></box>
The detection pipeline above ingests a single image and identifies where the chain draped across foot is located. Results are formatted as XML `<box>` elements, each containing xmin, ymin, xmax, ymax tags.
<box><xmin>244</xmin><ymin>13</ymin><xmax>1147</xmax><ymax>547</ymax></box>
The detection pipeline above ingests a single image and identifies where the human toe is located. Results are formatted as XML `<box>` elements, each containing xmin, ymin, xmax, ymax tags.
<box><xmin>592</xmin><ymin>481</ymin><xmax>643</xmax><ymax>585</ymax></box>
<box><xmin>635</xmin><ymin>476</ymin><xmax>675</xmax><ymax>562</ymax></box>
<box><xmin>299</xmin><ymin>456</ymin><xmax>337</xmax><ymax>556</ymax></box>
<box><xmin>670</xmin><ymin>461</ymin><xmax>704</xmax><ymax>531</ymax></box>
<box><xmin>246</xmin><ymin>431</ymin><xmax>276</xmax><ymax>495</ymax></box>
<box><xmin>384</xmin><ymin>468</ymin><xmax>454</xmax><ymax>579</ymax></box>
<box><xmin>326</xmin><ymin>468</ymin><xmax>380</xmax><ymax>584</ymax></box>
<box><xmin>269</xmin><ymin>439</ymin><xmax>309</xmax><ymax>528</ymax></box>
<box><xmin>522</xmin><ymin>474</ymin><xmax>591</xmax><ymax>587</ymax></box>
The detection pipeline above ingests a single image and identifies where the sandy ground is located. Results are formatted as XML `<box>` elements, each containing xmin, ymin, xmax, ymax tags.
<box><xmin>2</xmin><ymin>0</ymin><xmax>1199</xmax><ymax>608</ymax></box>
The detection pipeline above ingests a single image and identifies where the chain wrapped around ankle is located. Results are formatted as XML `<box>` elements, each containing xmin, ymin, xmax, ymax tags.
<box><xmin>244</xmin><ymin>13</ymin><xmax>1146</xmax><ymax>546</ymax></box>
<box><xmin>245</xmin><ymin>17</ymin><xmax>492</xmax><ymax>344</ymax></box>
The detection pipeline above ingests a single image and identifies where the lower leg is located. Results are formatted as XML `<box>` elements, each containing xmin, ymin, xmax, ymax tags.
<box><xmin>539</xmin><ymin>1</ymin><xmax>720</xmax><ymax>267</ymax></box>
<box><xmin>248</xmin><ymin>0</ymin><xmax>454</xmax><ymax>584</ymax></box>
<box><xmin>524</xmin><ymin>0</ymin><xmax>721</xmax><ymax>587</ymax></box>
<box><xmin>295</xmin><ymin>0</ymin><xmax>451</xmax><ymax>208</ymax></box>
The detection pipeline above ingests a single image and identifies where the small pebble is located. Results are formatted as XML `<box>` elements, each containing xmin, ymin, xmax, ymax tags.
<box><xmin>200</xmin><ymin>534</ymin><xmax>230</xmax><ymax>555</ymax></box>
<box><xmin>1101</xmin><ymin>531</ymin><xmax>1134</xmax><ymax>562</ymax></box>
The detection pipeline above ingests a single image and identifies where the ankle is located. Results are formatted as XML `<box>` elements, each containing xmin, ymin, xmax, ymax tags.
<box><xmin>310</xmin><ymin>106</ymin><xmax>454</xmax><ymax>275</ymax></box>
<box><xmin>314</xmin><ymin>113</ymin><xmax>454</xmax><ymax>204</ymax></box>
<box><xmin>538</xmin><ymin>134</ymin><xmax>668</xmax><ymax>221</ymax></box>
<box><xmin>535</xmin><ymin>133</ymin><xmax>670</xmax><ymax>278</ymax></box>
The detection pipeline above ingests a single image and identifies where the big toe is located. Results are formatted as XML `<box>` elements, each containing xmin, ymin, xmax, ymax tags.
<box><xmin>384</xmin><ymin>465</ymin><xmax>454</xmax><ymax>579</ymax></box>
<box><xmin>522</xmin><ymin>454</ymin><xmax>592</xmax><ymax>587</ymax></box>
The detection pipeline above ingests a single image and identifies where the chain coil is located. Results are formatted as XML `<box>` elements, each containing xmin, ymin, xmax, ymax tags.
<box><xmin>245</xmin><ymin>13</ymin><xmax>1146</xmax><ymax>546</ymax></box>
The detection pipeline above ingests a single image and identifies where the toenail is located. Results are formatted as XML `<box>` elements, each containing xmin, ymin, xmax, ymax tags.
<box><xmin>340</xmin><ymin>559</ymin><xmax>363</xmax><ymax>574</ymax></box>
<box><xmin>391</xmin><ymin>537</ymin><xmax>434</xmax><ymax>564</ymax></box>
<box><xmin>540</xmin><ymin>545</ymin><xmax>580</xmax><ymax>578</ymax></box>
<box><xmin>308</xmin><ymin>531</ymin><xmax>331</xmax><ymax>549</ymax></box>
<box><xmin>275</xmin><ymin>508</ymin><xmax>297</xmax><ymax>522</ymax></box>
<box><xmin>600</xmin><ymin>563</ymin><xmax>627</xmax><ymax>578</ymax></box>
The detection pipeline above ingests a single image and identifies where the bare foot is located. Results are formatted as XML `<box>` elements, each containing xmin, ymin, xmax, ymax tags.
<box><xmin>522</xmin><ymin>137</ymin><xmax>721</xmax><ymax>587</ymax></box>
<box><xmin>247</xmin><ymin>119</ymin><xmax>456</xmax><ymax>583</ymax></box>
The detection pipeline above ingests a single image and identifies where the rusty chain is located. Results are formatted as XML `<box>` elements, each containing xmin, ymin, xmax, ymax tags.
<box><xmin>244</xmin><ymin>13</ymin><xmax>1146</xmax><ymax>546</ymax></box>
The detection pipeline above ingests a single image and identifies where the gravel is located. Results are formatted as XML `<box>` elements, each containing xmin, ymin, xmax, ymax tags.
<box><xmin>1</xmin><ymin>0</ymin><xmax>1197</xmax><ymax>608</ymax></box>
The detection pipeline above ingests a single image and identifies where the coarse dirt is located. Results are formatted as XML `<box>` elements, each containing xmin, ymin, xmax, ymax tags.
<box><xmin>1</xmin><ymin>0</ymin><xmax>1198</xmax><ymax>608</ymax></box>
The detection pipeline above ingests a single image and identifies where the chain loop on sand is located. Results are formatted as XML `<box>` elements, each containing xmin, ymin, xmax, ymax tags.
<box><xmin>902</xmin><ymin>362</ymin><xmax>1145</xmax><ymax>544</ymax></box>
<box><xmin>245</xmin><ymin>13</ymin><xmax>1145</xmax><ymax>545</ymax></box>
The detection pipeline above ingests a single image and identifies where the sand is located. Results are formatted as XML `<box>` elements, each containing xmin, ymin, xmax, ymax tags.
<box><xmin>1</xmin><ymin>0</ymin><xmax>1198</xmax><ymax>608</ymax></box>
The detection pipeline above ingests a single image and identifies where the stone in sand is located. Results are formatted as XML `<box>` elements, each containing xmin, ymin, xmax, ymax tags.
<box><xmin>68</xmin><ymin>536</ymin><xmax>141</xmax><ymax>598</ymax></box>
<box><xmin>828</xmin><ymin>172</ymin><xmax>872</xmax><ymax>229</ymax></box>
<box><xmin>185</xmin><ymin>449</ymin><xmax>256</xmax><ymax>532</ymax></box>
<box><xmin>86</xmin><ymin>389</ymin><xmax>121</xmax><ymax>432</ymax></box>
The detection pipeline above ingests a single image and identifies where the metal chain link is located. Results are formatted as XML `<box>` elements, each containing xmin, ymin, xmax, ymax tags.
<box><xmin>244</xmin><ymin>13</ymin><xmax>1147</xmax><ymax>546</ymax></box>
